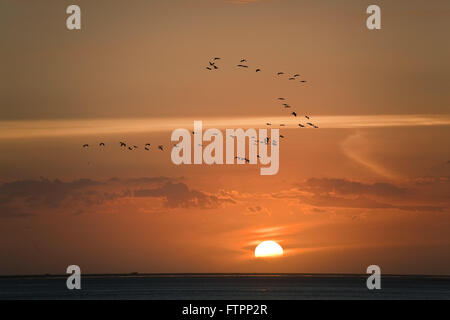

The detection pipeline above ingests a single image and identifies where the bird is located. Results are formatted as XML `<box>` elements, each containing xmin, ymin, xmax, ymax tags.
<box><xmin>240</xmin><ymin>59</ymin><xmax>247</xmax><ymax>63</ymax></box>
<box><xmin>213</xmin><ymin>57</ymin><xmax>221</xmax><ymax>60</ymax></box>
<box><xmin>307</xmin><ymin>123</ymin><xmax>314</xmax><ymax>127</ymax></box>
<box><xmin>289</xmin><ymin>77</ymin><xmax>295</xmax><ymax>80</ymax></box>
<box><xmin>82</xmin><ymin>144</ymin><xmax>89</xmax><ymax>148</ymax></box>
<box><xmin>120</xmin><ymin>142</ymin><xmax>126</xmax><ymax>147</ymax></box>
<box><xmin>145</xmin><ymin>143</ymin><xmax>151</xmax><ymax>147</ymax></box>
<box><xmin>277</xmin><ymin>72</ymin><xmax>284</xmax><ymax>76</ymax></box>
<box><xmin>298</xmin><ymin>124</ymin><xmax>305</xmax><ymax>128</ymax></box>
<box><xmin>145</xmin><ymin>147</ymin><xmax>150</xmax><ymax>151</ymax></box>
<box><xmin>314</xmin><ymin>125</ymin><xmax>319</xmax><ymax>129</ymax></box>
<box><xmin>291</xmin><ymin>112</ymin><xmax>297</xmax><ymax>117</ymax></box>
<box><xmin>213</xmin><ymin>65</ymin><xmax>218</xmax><ymax>70</ymax></box>
<box><xmin>133</xmin><ymin>145</ymin><xmax>138</xmax><ymax>149</ymax></box>
<box><xmin>206</xmin><ymin>67</ymin><xmax>212</xmax><ymax>70</ymax></box>
<box><xmin>209</xmin><ymin>62</ymin><xmax>215</xmax><ymax>66</ymax></box>
<box><xmin>280</xmin><ymin>135</ymin><xmax>285</xmax><ymax>139</ymax></box>
<box><xmin>99</xmin><ymin>143</ymin><xmax>105</xmax><ymax>147</ymax></box>
<box><xmin>305</xmin><ymin>116</ymin><xmax>310</xmax><ymax>120</ymax></box>
<box><xmin>128</xmin><ymin>147</ymin><xmax>133</xmax><ymax>150</ymax></box>
<box><xmin>237</xmin><ymin>64</ymin><xmax>248</xmax><ymax>68</ymax></box>
<box><xmin>300</xmin><ymin>80</ymin><xmax>307</xmax><ymax>83</ymax></box>
<box><xmin>278</xmin><ymin>98</ymin><xmax>285</xmax><ymax>101</ymax></box>
<box><xmin>266</xmin><ymin>123</ymin><xmax>272</xmax><ymax>126</ymax></box>
<box><xmin>158</xmin><ymin>145</ymin><xmax>164</xmax><ymax>151</ymax></box>
<box><xmin>293</xmin><ymin>74</ymin><xmax>300</xmax><ymax>77</ymax></box>
<box><xmin>283</xmin><ymin>104</ymin><xmax>291</xmax><ymax>108</ymax></box>
<box><xmin>256</xmin><ymin>69</ymin><xmax>261</xmax><ymax>72</ymax></box>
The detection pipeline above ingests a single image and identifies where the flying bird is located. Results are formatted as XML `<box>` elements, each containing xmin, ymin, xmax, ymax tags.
<box><xmin>293</xmin><ymin>74</ymin><xmax>300</xmax><ymax>77</ymax></box>
<box><xmin>291</xmin><ymin>112</ymin><xmax>297</xmax><ymax>117</ymax></box>
<box><xmin>305</xmin><ymin>116</ymin><xmax>310</xmax><ymax>120</ymax></box>
<box><xmin>82</xmin><ymin>144</ymin><xmax>89</xmax><ymax>148</ymax></box>
<box><xmin>298</xmin><ymin>124</ymin><xmax>305</xmax><ymax>128</ymax></box>
<box><xmin>206</xmin><ymin>67</ymin><xmax>212</xmax><ymax>70</ymax></box>
<box><xmin>213</xmin><ymin>57</ymin><xmax>221</xmax><ymax>60</ymax></box>
<box><xmin>158</xmin><ymin>145</ymin><xmax>164</xmax><ymax>151</ymax></box>
<box><xmin>213</xmin><ymin>65</ymin><xmax>218</xmax><ymax>70</ymax></box>
<box><xmin>209</xmin><ymin>62</ymin><xmax>215</xmax><ymax>66</ymax></box>
<box><xmin>278</xmin><ymin>98</ymin><xmax>285</xmax><ymax>101</ymax></box>
<box><xmin>237</xmin><ymin>64</ymin><xmax>249</xmax><ymax>68</ymax></box>
<box><xmin>120</xmin><ymin>142</ymin><xmax>126</xmax><ymax>147</ymax></box>
<box><xmin>300</xmin><ymin>80</ymin><xmax>307</xmax><ymax>83</ymax></box>
<box><xmin>289</xmin><ymin>77</ymin><xmax>295</xmax><ymax>80</ymax></box>
<box><xmin>99</xmin><ymin>143</ymin><xmax>105</xmax><ymax>147</ymax></box>
<box><xmin>256</xmin><ymin>69</ymin><xmax>261</xmax><ymax>72</ymax></box>
<box><xmin>277</xmin><ymin>72</ymin><xmax>284</xmax><ymax>75</ymax></box>
<box><xmin>266</xmin><ymin>123</ymin><xmax>272</xmax><ymax>126</ymax></box>
<box><xmin>240</xmin><ymin>59</ymin><xmax>247</xmax><ymax>63</ymax></box>
<box><xmin>128</xmin><ymin>147</ymin><xmax>133</xmax><ymax>150</ymax></box>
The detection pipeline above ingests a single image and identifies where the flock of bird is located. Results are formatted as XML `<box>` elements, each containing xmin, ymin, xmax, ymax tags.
<box><xmin>205</xmin><ymin>56</ymin><xmax>320</xmax><ymax>138</ymax></box>
<box><xmin>82</xmin><ymin>56</ymin><xmax>319</xmax><ymax>153</ymax></box>
<box><xmin>82</xmin><ymin>142</ymin><xmax>165</xmax><ymax>151</ymax></box>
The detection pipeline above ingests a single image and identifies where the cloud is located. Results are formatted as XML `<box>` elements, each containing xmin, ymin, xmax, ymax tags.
<box><xmin>280</xmin><ymin>177</ymin><xmax>449</xmax><ymax>213</ymax></box>
<box><xmin>299</xmin><ymin>178</ymin><xmax>406</xmax><ymax>198</ymax></box>
<box><xmin>134</xmin><ymin>182</ymin><xmax>235</xmax><ymax>209</ymax></box>
<box><xmin>0</xmin><ymin>177</ymin><xmax>234</xmax><ymax>218</ymax></box>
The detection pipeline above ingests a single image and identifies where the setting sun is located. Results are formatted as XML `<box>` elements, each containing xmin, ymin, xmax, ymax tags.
<box><xmin>254</xmin><ymin>241</ymin><xmax>284</xmax><ymax>258</ymax></box>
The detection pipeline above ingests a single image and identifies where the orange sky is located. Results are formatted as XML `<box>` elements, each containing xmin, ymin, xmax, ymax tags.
<box><xmin>0</xmin><ymin>0</ymin><xmax>449</xmax><ymax>275</ymax></box>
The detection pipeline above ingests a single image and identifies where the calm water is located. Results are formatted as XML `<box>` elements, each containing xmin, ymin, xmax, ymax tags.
<box><xmin>1</xmin><ymin>274</ymin><xmax>449</xmax><ymax>300</ymax></box>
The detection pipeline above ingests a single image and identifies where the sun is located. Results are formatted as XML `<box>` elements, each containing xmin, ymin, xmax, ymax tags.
<box><xmin>254</xmin><ymin>241</ymin><xmax>284</xmax><ymax>258</ymax></box>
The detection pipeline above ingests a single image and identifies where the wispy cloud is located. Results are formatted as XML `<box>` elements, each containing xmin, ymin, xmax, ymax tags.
<box><xmin>1</xmin><ymin>114</ymin><xmax>449</xmax><ymax>140</ymax></box>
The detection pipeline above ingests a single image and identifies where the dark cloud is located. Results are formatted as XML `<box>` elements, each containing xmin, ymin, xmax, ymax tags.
<box><xmin>0</xmin><ymin>177</ymin><xmax>234</xmax><ymax>218</ymax></box>
<box><xmin>299</xmin><ymin>178</ymin><xmax>406</xmax><ymax>198</ymax></box>
<box><xmin>134</xmin><ymin>182</ymin><xmax>235</xmax><ymax>209</ymax></box>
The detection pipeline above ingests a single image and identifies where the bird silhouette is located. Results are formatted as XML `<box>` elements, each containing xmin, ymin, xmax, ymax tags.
<box><xmin>293</xmin><ymin>74</ymin><xmax>300</xmax><ymax>77</ymax></box>
<box><xmin>99</xmin><ymin>143</ymin><xmax>105</xmax><ymax>147</ymax></box>
<box><xmin>213</xmin><ymin>65</ymin><xmax>219</xmax><ymax>70</ymax></box>
<box><xmin>256</xmin><ymin>69</ymin><xmax>261</xmax><ymax>72</ymax></box>
<box><xmin>266</xmin><ymin>123</ymin><xmax>272</xmax><ymax>126</ymax></box>
<box><xmin>145</xmin><ymin>147</ymin><xmax>150</xmax><ymax>151</ymax></box>
<box><xmin>277</xmin><ymin>72</ymin><xmax>284</xmax><ymax>76</ymax></box>
<box><xmin>300</xmin><ymin>80</ymin><xmax>307</xmax><ymax>83</ymax></box>
<box><xmin>209</xmin><ymin>62</ymin><xmax>215</xmax><ymax>66</ymax></box>
<box><xmin>237</xmin><ymin>65</ymin><xmax>249</xmax><ymax>68</ymax></box>
<box><xmin>291</xmin><ymin>112</ymin><xmax>297</xmax><ymax>117</ymax></box>
<box><xmin>240</xmin><ymin>59</ymin><xmax>247</xmax><ymax>63</ymax></box>
<box><xmin>213</xmin><ymin>57</ymin><xmax>221</xmax><ymax>60</ymax></box>
<box><xmin>120</xmin><ymin>142</ymin><xmax>126</xmax><ymax>147</ymax></box>
<box><xmin>289</xmin><ymin>77</ymin><xmax>295</xmax><ymax>80</ymax></box>
<box><xmin>283</xmin><ymin>104</ymin><xmax>291</xmax><ymax>108</ymax></box>
<box><xmin>158</xmin><ymin>145</ymin><xmax>164</xmax><ymax>151</ymax></box>
<box><xmin>82</xmin><ymin>144</ymin><xmax>89</xmax><ymax>148</ymax></box>
<box><xmin>206</xmin><ymin>67</ymin><xmax>212</xmax><ymax>70</ymax></box>
<box><xmin>305</xmin><ymin>116</ymin><xmax>310</xmax><ymax>120</ymax></box>
<box><xmin>128</xmin><ymin>147</ymin><xmax>133</xmax><ymax>150</ymax></box>
<box><xmin>298</xmin><ymin>124</ymin><xmax>305</xmax><ymax>128</ymax></box>
<box><xmin>278</xmin><ymin>98</ymin><xmax>285</xmax><ymax>101</ymax></box>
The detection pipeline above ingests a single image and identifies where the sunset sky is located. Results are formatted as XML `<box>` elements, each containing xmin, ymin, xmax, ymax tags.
<box><xmin>0</xmin><ymin>0</ymin><xmax>449</xmax><ymax>275</ymax></box>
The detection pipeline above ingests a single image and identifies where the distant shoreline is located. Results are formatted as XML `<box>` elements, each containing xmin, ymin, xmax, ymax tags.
<box><xmin>1</xmin><ymin>273</ymin><xmax>450</xmax><ymax>279</ymax></box>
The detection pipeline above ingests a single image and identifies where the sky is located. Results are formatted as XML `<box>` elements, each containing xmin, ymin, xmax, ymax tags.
<box><xmin>0</xmin><ymin>0</ymin><xmax>449</xmax><ymax>275</ymax></box>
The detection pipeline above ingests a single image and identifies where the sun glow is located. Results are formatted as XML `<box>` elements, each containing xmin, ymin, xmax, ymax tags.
<box><xmin>254</xmin><ymin>241</ymin><xmax>284</xmax><ymax>258</ymax></box>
